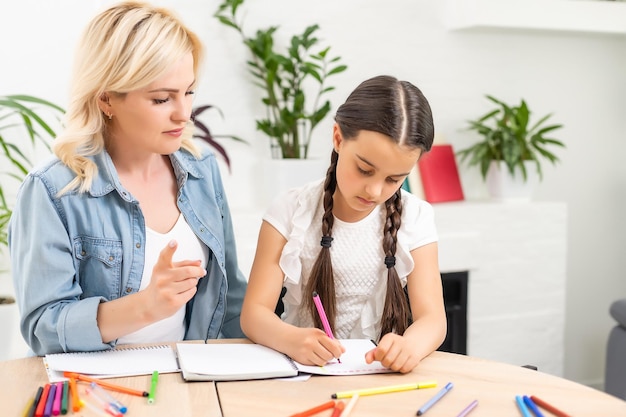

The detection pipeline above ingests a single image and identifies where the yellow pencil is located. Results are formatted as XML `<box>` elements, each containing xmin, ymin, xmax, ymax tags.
<box><xmin>331</xmin><ymin>381</ymin><xmax>437</xmax><ymax>399</ymax></box>
<box><xmin>21</xmin><ymin>396</ymin><xmax>34</xmax><ymax>417</ymax></box>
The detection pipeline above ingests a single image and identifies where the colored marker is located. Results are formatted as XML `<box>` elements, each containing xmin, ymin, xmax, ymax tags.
<box><xmin>51</xmin><ymin>382</ymin><xmax>63</xmax><ymax>416</ymax></box>
<box><xmin>64</xmin><ymin>372</ymin><xmax>148</xmax><ymax>397</ymax></box>
<box><xmin>332</xmin><ymin>381</ymin><xmax>437</xmax><ymax>399</ymax></box>
<box><xmin>68</xmin><ymin>378</ymin><xmax>81</xmax><ymax>412</ymax></box>
<box><xmin>44</xmin><ymin>383</ymin><xmax>56</xmax><ymax>417</ymax></box>
<box><xmin>515</xmin><ymin>395</ymin><xmax>532</xmax><ymax>417</ymax></box>
<box><xmin>35</xmin><ymin>384</ymin><xmax>50</xmax><ymax>417</ymax></box>
<box><xmin>417</xmin><ymin>382</ymin><xmax>454</xmax><ymax>415</ymax></box>
<box><xmin>331</xmin><ymin>401</ymin><xmax>345</xmax><ymax>417</ymax></box>
<box><xmin>80</xmin><ymin>398</ymin><xmax>112</xmax><ymax>417</ymax></box>
<box><xmin>455</xmin><ymin>399</ymin><xmax>478</xmax><ymax>417</ymax></box>
<box><xmin>84</xmin><ymin>386</ymin><xmax>123</xmax><ymax>417</ymax></box>
<box><xmin>61</xmin><ymin>381</ymin><xmax>69</xmax><ymax>415</ymax></box>
<box><xmin>342</xmin><ymin>393</ymin><xmax>359</xmax><ymax>417</ymax></box>
<box><xmin>90</xmin><ymin>382</ymin><xmax>127</xmax><ymax>414</ymax></box>
<box><xmin>26</xmin><ymin>386</ymin><xmax>43</xmax><ymax>417</ymax></box>
<box><xmin>523</xmin><ymin>395</ymin><xmax>545</xmax><ymax>417</ymax></box>
<box><xmin>312</xmin><ymin>291</ymin><xmax>341</xmax><ymax>362</ymax></box>
<box><xmin>529</xmin><ymin>395</ymin><xmax>572</xmax><ymax>417</ymax></box>
<box><xmin>148</xmin><ymin>371</ymin><xmax>159</xmax><ymax>404</ymax></box>
<box><xmin>289</xmin><ymin>400</ymin><xmax>336</xmax><ymax>417</ymax></box>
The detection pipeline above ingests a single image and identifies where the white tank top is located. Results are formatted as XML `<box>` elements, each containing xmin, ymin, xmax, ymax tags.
<box><xmin>117</xmin><ymin>214</ymin><xmax>208</xmax><ymax>344</ymax></box>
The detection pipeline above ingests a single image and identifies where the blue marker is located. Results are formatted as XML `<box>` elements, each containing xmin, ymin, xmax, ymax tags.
<box><xmin>515</xmin><ymin>395</ymin><xmax>532</xmax><ymax>417</ymax></box>
<box><xmin>416</xmin><ymin>382</ymin><xmax>454</xmax><ymax>415</ymax></box>
<box><xmin>523</xmin><ymin>395</ymin><xmax>545</xmax><ymax>417</ymax></box>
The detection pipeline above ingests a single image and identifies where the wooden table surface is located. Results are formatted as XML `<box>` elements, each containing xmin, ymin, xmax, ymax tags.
<box><xmin>2</xmin><ymin>342</ymin><xmax>625</xmax><ymax>416</ymax></box>
<box><xmin>217</xmin><ymin>350</ymin><xmax>626</xmax><ymax>416</ymax></box>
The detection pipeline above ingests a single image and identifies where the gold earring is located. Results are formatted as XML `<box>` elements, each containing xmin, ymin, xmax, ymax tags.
<box><xmin>107</xmin><ymin>112</ymin><xmax>113</xmax><ymax>120</ymax></box>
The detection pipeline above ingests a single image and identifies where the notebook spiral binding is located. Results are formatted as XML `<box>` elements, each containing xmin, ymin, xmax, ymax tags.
<box><xmin>43</xmin><ymin>344</ymin><xmax>180</xmax><ymax>383</ymax></box>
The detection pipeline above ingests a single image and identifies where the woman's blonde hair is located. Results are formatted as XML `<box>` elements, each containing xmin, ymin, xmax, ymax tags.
<box><xmin>54</xmin><ymin>1</ymin><xmax>203</xmax><ymax>194</ymax></box>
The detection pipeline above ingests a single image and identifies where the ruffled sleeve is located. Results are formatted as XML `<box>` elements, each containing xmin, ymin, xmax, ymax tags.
<box><xmin>262</xmin><ymin>180</ymin><xmax>325</xmax><ymax>314</ymax></box>
<box><xmin>394</xmin><ymin>190</ymin><xmax>439</xmax><ymax>283</ymax></box>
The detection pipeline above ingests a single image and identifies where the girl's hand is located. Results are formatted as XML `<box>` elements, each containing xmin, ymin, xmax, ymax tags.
<box><xmin>284</xmin><ymin>327</ymin><xmax>345</xmax><ymax>366</ymax></box>
<box><xmin>144</xmin><ymin>240</ymin><xmax>206</xmax><ymax>320</ymax></box>
<box><xmin>364</xmin><ymin>333</ymin><xmax>420</xmax><ymax>373</ymax></box>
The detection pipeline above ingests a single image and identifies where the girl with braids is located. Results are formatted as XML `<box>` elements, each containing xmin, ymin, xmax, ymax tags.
<box><xmin>9</xmin><ymin>2</ymin><xmax>246</xmax><ymax>355</ymax></box>
<box><xmin>241</xmin><ymin>75</ymin><xmax>446</xmax><ymax>373</ymax></box>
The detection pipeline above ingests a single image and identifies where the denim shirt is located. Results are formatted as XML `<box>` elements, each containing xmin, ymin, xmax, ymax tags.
<box><xmin>8</xmin><ymin>146</ymin><xmax>246</xmax><ymax>355</ymax></box>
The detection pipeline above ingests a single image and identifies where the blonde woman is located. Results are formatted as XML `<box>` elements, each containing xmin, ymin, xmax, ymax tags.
<box><xmin>9</xmin><ymin>1</ymin><xmax>246</xmax><ymax>355</ymax></box>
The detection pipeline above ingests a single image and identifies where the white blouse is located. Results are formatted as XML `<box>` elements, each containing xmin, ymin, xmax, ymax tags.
<box><xmin>263</xmin><ymin>179</ymin><xmax>438</xmax><ymax>341</ymax></box>
<box><xmin>117</xmin><ymin>214</ymin><xmax>208</xmax><ymax>344</ymax></box>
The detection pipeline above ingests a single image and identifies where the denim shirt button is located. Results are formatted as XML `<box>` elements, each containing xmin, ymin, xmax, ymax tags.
<box><xmin>200</xmin><ymin>228</ymin><xmax>205</xmax><ymax>233</ymax></box>
<box><xmin>109</xmin><ymin>256</ymin><xmax>114</xmax><ymax>261</ymax></box>
<box><xmin>135</xmin><ymin>243</ymin><xmax>141</xmax><ymax>249</ymax></box>
<box><xmin>125</xmin><ymin>287</ymin><xmax>132</xmax><ymax>294</ymax></box>
<box><xmin>81</xmin><ymin>250</ymin><xmax>86</xmax><ymax>256</ymax></box>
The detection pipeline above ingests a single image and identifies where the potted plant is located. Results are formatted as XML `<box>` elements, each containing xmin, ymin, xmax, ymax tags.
<box><xmin>456</xmin><ymin>95</ymin><xmax>565</xmax><ymax>200</ymax></box>
<box><xmin>0</xmin><ymin>95</ymin><xmax>64</xmax><ymax>253</ymax></box>
<box><xmin>214</xmin><ymin>0</ymin><xmax>347</xmax><ymax>160</ymax></box>
<box><xmin>0</xmin><ymin>94</ymin><xmax>64</xmax><ymax>360</ymax></box>
<box><xmin>191</xmin><ymin>104</ymin><xmax>246</xmax><ymax>173</ymax></box>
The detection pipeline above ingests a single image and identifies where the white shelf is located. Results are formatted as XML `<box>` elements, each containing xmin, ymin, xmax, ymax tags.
<box><xmin>445</xmin><ymin>0</ymin><xmax>626</xmax><ymax>35</ymax></box>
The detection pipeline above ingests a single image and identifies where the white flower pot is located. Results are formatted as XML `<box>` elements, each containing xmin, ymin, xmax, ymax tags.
<box><xmin>261</xmin><ymin>157</ymin><xmax>328</xmax><ymax>206</ymax></box>
<box><xmin>486</xmin><ymin>160</ymin><xmax>539</xmax><ymax>202</ymax></box>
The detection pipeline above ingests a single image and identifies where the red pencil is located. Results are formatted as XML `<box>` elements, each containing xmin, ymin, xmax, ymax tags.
<box><xmin>289</xmin><ymin>400</ymin><xmax>336</xmax><ymax>417</ymax></box>
<box><xmin>530</xmin><ymin>395</ymin><xmax>572</xmax><ymax>417</ymax></box>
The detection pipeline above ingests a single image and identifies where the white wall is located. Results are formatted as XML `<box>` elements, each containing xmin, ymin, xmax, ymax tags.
<box><xmin>1</xmin><ymin>0</ymin><xmax>625</xmax><ymax>388</ymax></box>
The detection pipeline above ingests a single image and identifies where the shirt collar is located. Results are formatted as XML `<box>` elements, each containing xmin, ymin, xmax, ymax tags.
<box><xmin>88</xmin><ymin>148</ymin><xmax>203</xmax><ymax>199</ymax></box>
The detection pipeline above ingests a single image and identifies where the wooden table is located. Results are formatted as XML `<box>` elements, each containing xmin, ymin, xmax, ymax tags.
<box><xmin>2</xmin><ymin>342</ymin><xmax>625</xmax><ymax>416</ymax></box>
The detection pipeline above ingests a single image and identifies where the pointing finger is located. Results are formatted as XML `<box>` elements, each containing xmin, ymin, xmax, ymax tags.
<box><xmin>158</xmin><ymin>239</ymin><xmax>178</xmax><ymax>266</ymax></box>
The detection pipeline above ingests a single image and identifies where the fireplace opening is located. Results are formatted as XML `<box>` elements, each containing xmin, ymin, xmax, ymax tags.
<box><xmin>437</xmin><ymin>271</ymin><xmax>468</xmax><ymax>355</ymax></box>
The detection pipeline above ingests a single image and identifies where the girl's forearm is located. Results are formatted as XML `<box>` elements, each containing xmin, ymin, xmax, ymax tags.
<box><xmin>404</xmin><ymin>313</ymin><xmax>448</xmax><ymax>359</ymax></box>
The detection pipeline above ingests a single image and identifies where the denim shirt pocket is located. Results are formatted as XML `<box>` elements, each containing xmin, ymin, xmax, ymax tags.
<box><xmin>74</xmin><ymin>236</ymin><xmax>123</xmax><ymax>300</ymax></box>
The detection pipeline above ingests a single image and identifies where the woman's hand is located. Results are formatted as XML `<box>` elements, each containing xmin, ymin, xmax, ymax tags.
<box><xmin>144</xmin><ymin>239</ymin><xmax>206</xmax><ymax>321</ymax></box>
<box><xmin>365</xmin><ymin>333</ymin><xmax>421</xmax><ymax>373</ymax></box>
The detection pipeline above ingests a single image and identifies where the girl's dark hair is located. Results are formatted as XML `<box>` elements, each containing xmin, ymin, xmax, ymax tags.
<box><xmin>304</xmin><ymin>75</ymin><xmax>434</xmax><ymax>340</ymax></box>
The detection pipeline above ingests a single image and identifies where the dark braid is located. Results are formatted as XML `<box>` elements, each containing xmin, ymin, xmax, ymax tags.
<box><xmin>305</xmin><ymin>151</ymin><xmax>339</xmax><ymax>330</ymax></box>
<box><xmin>380</xmin><ymin>188</ymin><xmax>410</xmax><ymax>338</ymax></box>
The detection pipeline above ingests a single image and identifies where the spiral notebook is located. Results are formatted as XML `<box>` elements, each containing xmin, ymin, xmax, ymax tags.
<box><xmin>176</xmin><ymin>339</ymin><xmax>393</xmax><ymax>381</ymax></box>
<box><xmin>43</xmin><ymin>345</ymin><xmax>180</xmax><ymax>383</ymax></box>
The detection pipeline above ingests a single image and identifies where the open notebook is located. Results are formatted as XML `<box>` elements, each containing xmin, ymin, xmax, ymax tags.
<box><xmin>43</xmin><ymin>345</ymin><xmax>180</xmax><ymax>383</ymax></box>
<box><xmin>176</xmin><ymin>339</ymin><xmax>394</xmax><ymax>381</ymax></box>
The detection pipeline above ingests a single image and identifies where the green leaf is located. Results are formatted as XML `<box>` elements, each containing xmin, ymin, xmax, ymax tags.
<box><xmin>457</xmin><ymin>95</ymin><xmax>565</xmax><ymax>183</ymax></box>
<box><xmin>328</xmin><ymin>65</ymin><xmax>348</xmax><ymax>76</ymax></box>
<box><xmin>214</xmin><ymin>0</ymin><xmax>348</xmax><ymax>159</ymax></box>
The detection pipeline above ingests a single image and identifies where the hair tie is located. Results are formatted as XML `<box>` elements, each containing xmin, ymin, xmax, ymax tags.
<box><xmin>320</xmin><ymin>236</ymin><xmax>333</xmax><ymax>248</ymax></box>
<box><xmin>384</xmin><ymin>256</ymin><xmax>396</xmax><ymax>268</ymax></box>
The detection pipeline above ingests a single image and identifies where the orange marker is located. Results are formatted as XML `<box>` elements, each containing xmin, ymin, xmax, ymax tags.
<box><xmin>331</xmin><ymin>400</ymin><xmax>346</xmax><ymax>417</ymax></box>
<box><xmin>69</xmin><ymin>377</ymin><xmax>81</xmax><ymax>412</ymax></box>
<box><xmin>289</xmin><ymin>400</ymin><xmax>336</xmax><ymax>417</ymax></box>
<box><xmin>64</xmin><ymin>372</ymin><xmax>148</xmax><ymax>397</ymax></box>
